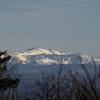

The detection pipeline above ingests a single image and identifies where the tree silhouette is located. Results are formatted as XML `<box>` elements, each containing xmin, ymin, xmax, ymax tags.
<box><xmin>0</xmin><ymin>51</ymin><xmax>19</xmax><ymax>91</ymax></box>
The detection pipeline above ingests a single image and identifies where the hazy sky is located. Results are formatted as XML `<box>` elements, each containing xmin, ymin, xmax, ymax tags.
<box><xmin>0</xmin><ymin>0</ymin><xmax>100</xmax><ymax>55</ymax></box>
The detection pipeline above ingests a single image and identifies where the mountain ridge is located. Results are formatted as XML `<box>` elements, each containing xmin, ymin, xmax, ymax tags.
<box><xmin>9</xmin><ymin>48</ymin><xmax>100</xmax><ymax>65</ymax></box>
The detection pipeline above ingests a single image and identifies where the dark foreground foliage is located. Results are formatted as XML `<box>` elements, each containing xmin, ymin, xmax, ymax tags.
<box><xmin>32</xmin><ymin>64</ymin><xmax>100</xmax><ymax>100</ymax></box>
<box><xmin>1</xmin><ymin>64</ymin><xmax>100</xmax><ymax>100</ymax></box>
<box><xmin>0</xmin><ymin>51</ymin><xmax>20</xmax><ymax>100</ymax></box>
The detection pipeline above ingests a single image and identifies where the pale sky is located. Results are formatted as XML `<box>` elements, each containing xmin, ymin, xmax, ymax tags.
<box><xmin>0</xmin><ymin>0</ymin><xmax>100</xmax><ymax>56</ymax></box>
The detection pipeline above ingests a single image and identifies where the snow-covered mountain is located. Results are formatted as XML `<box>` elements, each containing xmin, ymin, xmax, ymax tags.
<box><xmin>9</xmin><ymin>48</ymin><xmax>100</xmax><ymax>65</ymax></box>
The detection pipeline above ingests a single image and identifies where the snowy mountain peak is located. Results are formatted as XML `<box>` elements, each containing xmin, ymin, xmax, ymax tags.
<box><xmin>17</xmin><ymin>48</ymin><xmax>63</xmax><ymax>55</ymax></box>
<box><xmin>13</xmin><ymin>48</ymin><xmax>64</xmax><ymax>63</ymax></box>
<box><xmin>9</xmin><ymin>48</ymin><xmax>100</xmax><ymax>65</ymax></box>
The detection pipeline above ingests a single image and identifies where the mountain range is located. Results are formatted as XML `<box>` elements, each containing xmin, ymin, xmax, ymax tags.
<box><xmin>9</xmin><ymin>48</ymin><xmax>100</xmax><ymax>65</ymax></box>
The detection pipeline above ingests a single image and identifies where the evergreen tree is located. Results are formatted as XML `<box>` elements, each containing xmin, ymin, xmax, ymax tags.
<box><xmin>0</xmin><ymin>51</ymin><xmax>11</xmax><ymax>76</ymax></box>
<box><xmin>0</xmin><ymin>51</ymin><xmax>19</xmax><ymax>91</ymax></box>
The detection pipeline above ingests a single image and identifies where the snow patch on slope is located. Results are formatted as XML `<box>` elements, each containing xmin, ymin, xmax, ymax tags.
<box><xmin>36</xmin><ymin>58</ymin><xmax>58</xmax><ymax>65</ymax></box>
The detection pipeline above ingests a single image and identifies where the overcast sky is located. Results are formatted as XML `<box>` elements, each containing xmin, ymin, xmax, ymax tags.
<box><xmin>0</xmin><ymin>0</ymin><xmax>100</xmax><ymax>55</ymax></box>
